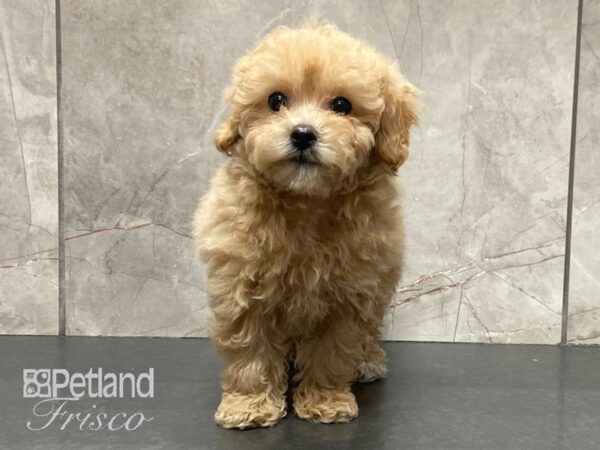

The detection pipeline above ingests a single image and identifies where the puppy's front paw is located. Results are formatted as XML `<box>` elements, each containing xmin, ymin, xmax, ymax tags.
<box><xmin>293</xmin><ymin>386</ymin><xmax>358</xmax><ymax>423</ymax></box>
<box><xmin>215</xmin><ymin>392</ymin><xmax>286</xmax><ymax>429</ymax></box>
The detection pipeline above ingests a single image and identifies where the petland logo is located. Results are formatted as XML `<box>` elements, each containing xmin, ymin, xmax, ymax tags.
<box><xmin>23</xmin><ymin>368</ymin><xmax>154</xmax><ymax>431</ymax></box>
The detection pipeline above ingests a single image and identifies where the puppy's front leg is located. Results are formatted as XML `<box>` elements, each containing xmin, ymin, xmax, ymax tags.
<box><xmin>293</xmin><ymin>312</ymin><xmax>364</xmax><ymax>423</ymax></box>
<box><xmin>212</xmin><ymin>313</ymin><xmax>288</xmax><ymax>429</ymax></box>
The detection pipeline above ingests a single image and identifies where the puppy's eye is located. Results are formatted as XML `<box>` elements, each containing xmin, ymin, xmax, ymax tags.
<box><xmin>331</xmin><ymin>97</ymin><xmax>352</xmax><ymax>115</ymax></box>
<box><xmin>268</xmin><ymin>92</ymin><xmax>287</xmax><ymax>112</ymax></box>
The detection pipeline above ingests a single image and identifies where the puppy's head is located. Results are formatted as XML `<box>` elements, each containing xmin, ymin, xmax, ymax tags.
<box><xmin>215</xmin><ymin>23</ymin><xmax>418</xmax><ymax>196</ymax></box>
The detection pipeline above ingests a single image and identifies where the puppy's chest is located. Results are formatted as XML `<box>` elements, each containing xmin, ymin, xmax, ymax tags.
<box><xmin>257</xmin><ymin>213</ymin><xmax>383</xmax><ymax>294</ymax></box>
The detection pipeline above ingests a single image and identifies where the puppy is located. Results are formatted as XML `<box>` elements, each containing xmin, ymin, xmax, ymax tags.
<box><xmin>194</xmin><ymin>23</ymin><xmax>418</xmax><ymax>429</ymax></box>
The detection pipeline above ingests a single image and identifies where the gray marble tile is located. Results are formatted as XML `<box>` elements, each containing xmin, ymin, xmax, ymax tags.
<box><xmin>63</xmin><ymin>0</ymin><xmax>576</xmax><ymax>342</ymax></box>
<box><xmin>568</xmin><ymin>0</ymin><xmax>600</xmax><ymax>345</ymax></box>
<box><xmin>382</xmin><ymin>0</ymin><xmax>577</xmax><ymax>343</ymax></box>
<box><xmin>0</xmin><ymin>0</ymin><xmax>58</xmax><ymax>334</ymax></box>
<box><xmin>62</xmin><ymin>0</ymin><xmax>257</xmax><ymax>336</ymax></box>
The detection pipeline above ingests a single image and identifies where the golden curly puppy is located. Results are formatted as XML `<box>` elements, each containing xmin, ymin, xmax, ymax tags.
<box><xmin>194</xmin><ymin>23</ymin><xmax>418</xmax><ymax>429</ymax></box>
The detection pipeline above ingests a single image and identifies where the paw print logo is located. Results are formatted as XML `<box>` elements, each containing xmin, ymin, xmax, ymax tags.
<box><xmin>23</xmin><ymin>369</ymin><xmax>51</xmax><ymax>398</ymax></box>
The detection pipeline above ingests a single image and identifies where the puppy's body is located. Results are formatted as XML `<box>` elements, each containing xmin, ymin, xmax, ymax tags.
<box><xmin>198</xmin><ymin>158</ymin><xmax>402</xmax><ymax>341</ymax></box>
<box><xmin>194</xmin><ymin>24</ymin><xmax>417</xmax><ymax>429</ymax></box>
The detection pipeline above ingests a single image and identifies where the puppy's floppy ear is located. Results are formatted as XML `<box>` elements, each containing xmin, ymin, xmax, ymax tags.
<box><xmin>375</xmin><ymin>68</ymin><xmax>419</xmax><ymax>171</ymax></box>
<box><xmin>214</xmin><ymin>87</ymin><xmax>241</xmax><ymax>154</ymax></box>
<box><xmin>214</xmin><ymin>114</ymin><xmax>240</xmax><ymax>154</ymax></box>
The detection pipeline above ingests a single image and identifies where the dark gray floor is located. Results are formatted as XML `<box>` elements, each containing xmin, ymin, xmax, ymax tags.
<box><xmin>0</xmin><ymin>337</ymin><xmax>599</xmax><ymax>450</ymax></box>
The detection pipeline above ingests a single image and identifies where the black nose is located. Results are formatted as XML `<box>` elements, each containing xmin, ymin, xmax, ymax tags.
<box><xmin>290</xmin><ymin>125</ymin><xmax>317</xmax><ymax>151</ymax></box>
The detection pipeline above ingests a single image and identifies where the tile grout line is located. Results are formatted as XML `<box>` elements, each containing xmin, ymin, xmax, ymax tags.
<box><xmin>55</xmin><ymin>0</ymin><xmax>65</xmax><ymax>336</ymax></box>
<box><xmin>561</xmin><ymin>0</ymin><xmax>584</xmax><ymax>345</ymax></box>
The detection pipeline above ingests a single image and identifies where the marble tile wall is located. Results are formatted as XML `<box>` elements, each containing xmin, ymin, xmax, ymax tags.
<box><xmin>0</xmin><ymin>0</ymin><xmax>597</xmax><ymax>344</ymax></box>
<box><xmin>0</xmin><ymin>0</ymin><xmax>58</xmax><ymax>334</ymax></box>
<box><xmin>381</xmin><ymin>0</ymin><xmax>576</xmax><ymax>343</ymax></box>
<box><xmin>60</xmin><ymin>0</ymin><xmax>578</xmax><ymax>342</ymax></box>
<box><xmin>568</xmin><ymin>0</ymin><xmax>600</xmax><ymax>344</ymax></box>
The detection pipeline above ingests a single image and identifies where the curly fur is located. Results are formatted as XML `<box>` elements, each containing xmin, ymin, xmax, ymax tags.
<box><xmin>194</xmin><ymin>23</ymin><xmax>418</xmax><ymax>429</ymax></box>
